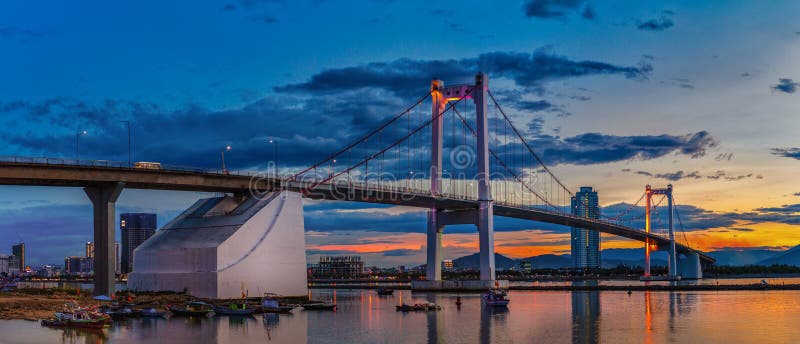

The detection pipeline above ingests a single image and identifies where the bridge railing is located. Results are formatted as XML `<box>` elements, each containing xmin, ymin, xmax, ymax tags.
<box><xmin>0</xmin><ymin>156</ymin><xmax>264</xmax><ymax>178</ymax></box>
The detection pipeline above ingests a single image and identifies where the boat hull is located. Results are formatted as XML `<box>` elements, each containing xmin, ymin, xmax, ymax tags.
<box><xmin>213</xmin><ymin>307</ymin><xmax>256</xmax><ymax>316</ymax></box>
<box><xmin>168</xmin><ymin>307</ymin><xmax>215</xmax><ymax>317</ymax></box>
<box><xmin>301</xmin><ymin>304</ymin><xmax>336</xmax><ymax>311</ymax></box>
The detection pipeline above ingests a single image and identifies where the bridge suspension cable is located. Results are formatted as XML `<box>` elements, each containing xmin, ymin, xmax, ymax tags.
<box><xmin>289</xmin><ymin>91</ymin><xmax>432</xmax><ymax>183</ymax></box>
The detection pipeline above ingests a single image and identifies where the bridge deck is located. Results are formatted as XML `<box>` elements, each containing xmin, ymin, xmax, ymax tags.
<box><xmin>0</xmin><ymin>160</ymin><xmax>714</xmax><ymax>264</ymax></box>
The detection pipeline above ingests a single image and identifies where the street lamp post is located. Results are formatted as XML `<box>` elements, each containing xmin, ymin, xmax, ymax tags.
<box><xmin>221</xmin><ymin>145</ymin><xmax>231</xmax><ymax>174</ymax></box>
<box><xmin>120</xmin><ymin>120</ymin><xmax>131</xmax><ymax>167</ymax></box>
<box><xmin>76</xmin><ymin>130</ymin><xmax>87</xmax><ymax>160</ymax></box>
<box><xmin>269</xmin><ymin>139</ymin><xmax>278</xmax><ymax>177</ymax></box>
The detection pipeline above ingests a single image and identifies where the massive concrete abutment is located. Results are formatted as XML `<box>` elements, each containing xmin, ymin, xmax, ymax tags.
<box><xmin>128</xmin><ymin>191</ymin><xmax>308</xmax><ymax>298</ymax></box>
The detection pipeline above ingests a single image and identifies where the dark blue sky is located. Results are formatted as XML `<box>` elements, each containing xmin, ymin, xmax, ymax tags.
<box><xmin>1</xmin><ymin>0</ymin><xmax>799</xmax><ymax>266</ymax></box>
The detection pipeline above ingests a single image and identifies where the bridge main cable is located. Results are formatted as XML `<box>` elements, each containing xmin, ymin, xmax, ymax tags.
<box><xmin>302</xmin><ymin>95</ymin><xmax>468</xmax><ymax>192</ymax></box>
<box><xmin>289</xmin><ymin>91</ymin><xmax>432</xmax><ymax>182</ymax></box>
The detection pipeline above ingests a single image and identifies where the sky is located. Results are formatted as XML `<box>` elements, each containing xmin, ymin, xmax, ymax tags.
<box><xmin>0</xmin><ymin>0</ymin><xmax>799</xmax><ymax>267</ymax></box>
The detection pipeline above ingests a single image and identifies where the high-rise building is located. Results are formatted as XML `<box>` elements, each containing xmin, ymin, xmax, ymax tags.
<box><xmin>11</xmin><ymin>243</ymin><xmax>25</xmax><ymax>271</ymax></box>
<box><xmin>120</xmin><ymin>213</ymin><xmax>157</xmax><ymax>273</ymax></box>
<box><xmin>571</xmin><ymin>187</ymin><xmax>601</xmax><ymax>269</ymax></box>
<box><xmin>310</xmin><ymin>256</ymin><xmax>364</xmax><ymax>277</ymax></box>
<box><xmin>115</xmin><ymin>242</ymin><xmax>121</xmax><ymax>275</ymax></box>
<box><xmin>0</xmin><ymin>254</ymin><xmax>11</xmax><ymax>275</ymax></box>
<box><xmin>86</xmin><ymin>242</ymin><xmax>94</xmax><ymax>259</ymax></box>
<box><xmin>64</xmin><ymin>256</ymin><xmax>93</xmax><ymax>275</ymax></box>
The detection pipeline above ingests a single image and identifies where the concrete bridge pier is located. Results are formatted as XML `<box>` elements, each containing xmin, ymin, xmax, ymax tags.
<box><xmin>425</xmin><ymin>211</ymin><xmax>443</xmax><ymax>281</ymax></box>
<box><xmin>84</xmin><ymin>182</ymin><xmax>124</xmax><ymax>296</ymax></box>
<box><xmin>678</xmin><ymin>252</ymin><xmax>703</xmax><ymax>279</ymax></box>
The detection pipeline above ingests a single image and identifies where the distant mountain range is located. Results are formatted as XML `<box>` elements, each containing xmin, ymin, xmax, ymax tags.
<box><xmin>448</xmin><ymin>245</ymin><xmax>800</xmax><ymax>270</ymax></box>
<box><xmin>756</xmin><ymin>245</ymin><xmax>800</xmax><ymax>266</ymax></box>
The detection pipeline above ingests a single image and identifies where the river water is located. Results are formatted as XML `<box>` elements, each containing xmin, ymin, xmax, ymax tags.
<box><xmin>1</xmin><ymin>288</ymin><xmax>799</xmax><ymax>343</ymax></box>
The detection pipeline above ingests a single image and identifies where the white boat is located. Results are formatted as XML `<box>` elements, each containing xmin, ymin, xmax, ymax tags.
<box><xmin>482</xmin><ymin>289</ymin><xmax>510</xmax><ymax>307</ymax></box>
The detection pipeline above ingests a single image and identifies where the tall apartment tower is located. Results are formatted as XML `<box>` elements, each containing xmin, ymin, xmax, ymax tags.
<box><xmin>120</xmin><ymin>213</ymin><xmax>157</xmax><ymax>274</ymax></box>
<box><xmin>571</xmin><ymin>187</ymin><xmax>600</xmax><ymax>269</ymax></box>
<box><xmin>11</xmin><ymin>243</ymin><xmax>25</xmax><ymax>271</ymax></box>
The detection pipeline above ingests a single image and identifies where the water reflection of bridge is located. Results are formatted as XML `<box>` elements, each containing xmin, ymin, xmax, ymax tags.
<box><xmin>420</xmin><ymin>287</ymin><xmax>698</xmax><ymax>343</ymax></box>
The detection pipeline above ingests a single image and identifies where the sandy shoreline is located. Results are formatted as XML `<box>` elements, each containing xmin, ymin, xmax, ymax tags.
<box><xmin>0</xmin><ymin>289</ymin><xmax>306</xmax><ymax>321</ymax></box>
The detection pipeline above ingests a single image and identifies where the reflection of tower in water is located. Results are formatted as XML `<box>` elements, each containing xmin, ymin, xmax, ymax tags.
<box><xmin>571</xmin><ymin>290</ymin><xmax>601</xmax><ymax>344</ymax></box>
<box><xmin>425</xmin><ymin>293</ymin><xmax>442</xmax><ymax>344</ymax></box>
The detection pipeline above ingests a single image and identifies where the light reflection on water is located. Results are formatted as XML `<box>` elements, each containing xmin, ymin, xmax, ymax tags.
<box><xmin>1</xmin><ymin>288</ymin><xmax>800</xmax><ymax>343</ymax></box>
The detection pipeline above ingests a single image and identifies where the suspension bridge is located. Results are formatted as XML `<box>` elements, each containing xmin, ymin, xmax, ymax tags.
<box><xmin>0</xmin><ymin>73</ymin><xmax>712</xmax><ymax>297</ymax></box>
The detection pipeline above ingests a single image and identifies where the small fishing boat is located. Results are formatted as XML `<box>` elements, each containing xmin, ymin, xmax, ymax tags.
<box><xmin>41</xmin><ymin>319</ymin><xmax>68</xmax><ymax>327</ymax></box>
<box><xmin>395</xmin><ymin>303</ymin><xmax>441</xmax><ymax>312</ymax></box>
<box><xmin>261</xmin><ymin>295</ymin><xmax>294</xmax><ymax>314</ymax></box>
<box><xmin>214</xmin><ymin>301</ymin><xmax>256</xmax><ymax>316</ymax></box>
<box><xmin>376</xmin><ymin>288</ymin><xmax>394</xmax><ymax>296</ymax></box>
<box><xmin>52</xmin><ymin>305</ymin><xmax>111</xmax><ymax>329</ymax></box>
<box><xmin>168</xmin><ymin>301</ymin><xmax>215</xmax><ymax>317</ymax></box>
<box><xmin>482</xmin><ymin>288</ymin><xmax>510</xmax><ymax>307</ymax></box>
<box><xmin>301</xmin><ymin>302</ymin><xmax>337</xmax><ymax>311</ymax></box>
<box><xmin>141</xmin><ymin>308</ymin><xmax>171</xmax><ymax>318</ymax></box>
<box><xmin>101</xmin><ymin>305</ymin><xmax>142</xmax><ymax>320</ymax></box>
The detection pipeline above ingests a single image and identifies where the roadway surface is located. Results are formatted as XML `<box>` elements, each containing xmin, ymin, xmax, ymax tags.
<box><xmin>0</xmin><ymin>159</ymin><xmax>714</xmax><ymax>264</ymax></box>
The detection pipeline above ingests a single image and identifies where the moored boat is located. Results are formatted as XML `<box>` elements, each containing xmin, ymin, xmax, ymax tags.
<box><xmin>482</xmin><ymin>288</ymin><xmax>510</xmax><ymax>307</ymax></box>
<box><xmin>214</xmin><ymin>301</ymin><xmax>256</xmax><ymax>316</ymax></box>
<box><xmin>376</xmin><ymin>288</ymin><xmax>394</xmax><ymax>296</ymax></box>
<box><xmin>141</xmin><ymin>307</ymin><xmax>171</xmax><ymax>318</ymax></box>
<box><xmin>52</xmin><ymin>304</ymin><xmax>111</xmax><ymax>329</ymax></box>
<box><xmin>301</xmin><ymin>302</ymin><xmax>336</xmax><ymax>311</ymax></box>
<box><xmin>168</xmin><ymin>301</ymin><xmax>215</xmax><ymax>317</ymax></box>
<box><xmin>395</xmin><ymin>303</ymin><xmax>441</xmax><ymax>312</ymax></box>
<box><xmin>261</xmin><ymin>294</ymin><xmax>294</xmax><ymax>314</ymax></box>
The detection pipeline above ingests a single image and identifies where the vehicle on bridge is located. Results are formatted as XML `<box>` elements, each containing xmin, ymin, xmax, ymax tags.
<box><xmin>134</xmin><ymin>161</ymin><xmax>162</xmax><ymax>170</ymax></box>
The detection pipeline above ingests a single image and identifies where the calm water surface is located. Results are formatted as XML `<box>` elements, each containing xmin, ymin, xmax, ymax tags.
<box><xmin>1</xmin><ymin>289</ymin><xmax>799</xmax><ymax>343</ymax></box>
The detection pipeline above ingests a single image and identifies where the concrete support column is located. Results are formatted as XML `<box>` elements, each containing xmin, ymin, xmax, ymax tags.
<box><xmin>667</xmin><ymin>185</ymin><xmax>677</xmax><ymax>278</ymax></box>
<box><xmin>426</xmin><ymin>210</ymin><xmax>443</xmax><ymax>281</ymax></box>
<box><xmin>644</xmin><ymin>185</ymin><xmax>651</xmax><ymax>278</ymax></box>
<box><xmin>474</xmin><ymin>72</ymin><xmax>495</xmax><ymax>281</ymax></box>
<box><xmin>84</xmin><ymin>182</ymin><xmax>124</xmax><ymax>296</ymax></box>
<box><xmin>430</xmin><ymin>79</ymin><xmax>445</xmax><ymax>197</ymax></box>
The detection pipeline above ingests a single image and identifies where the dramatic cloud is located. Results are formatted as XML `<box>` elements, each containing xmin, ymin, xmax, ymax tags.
<box><xmin>729</xmin><ymin>204</ymin><xmax>800</xmax><ymax>225</ymax></box>
<box><xmin>629</xmin><ymin>169</ymin><xmax>761</xmax><ymax>182</ymax></box>
<box><xmin>771</xmin><ymin>78</ymin><xmax>799</xmax><ymax>94</ymax></box>
<box><xmin>276</xmin><ymin>49</ymin><xmax>652</xmax><ymax>97</ymax></box>
<box><xmin>771</xmin><ymin>148</ymin><xmax>800</xmax><ymax>160</ymax></box>
<box><xmin>705</xmin><ymin>170</ymin><xmax>762</xmax><ymax>181</ymax></box>
<box><xmin>522</xmin><ymin>0</ymin><xmax>592</xmax><ymax>20</ymax></box>
<box><xmin>0</xmin><ymin>25</ymin><xmax>45</xmax><ymax>39</ymax></box>
<box><xmin>602</xmin><ymin>203</ymin><xmax>736</xmax><ymax>232</ymax></box>
<box><xmin>637</xmin><ymin>16</ymin><xmax>674</xmax><ymax>31</ymax></box>
<box><xmin>524</xmin><ymin>131</ymin><xmax>717</xmax><ymax>166</ymax></box>
<box><xmin>634</xmin><ymin>170</ymin><xmax>702</xmax><ymax>181</ymax></box>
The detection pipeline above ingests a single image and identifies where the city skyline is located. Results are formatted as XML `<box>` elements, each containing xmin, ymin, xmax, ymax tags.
<box><xmin>1</xmin><ymin>1</ymin><xmax>799</xmax><ymax>267</ymax></box>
